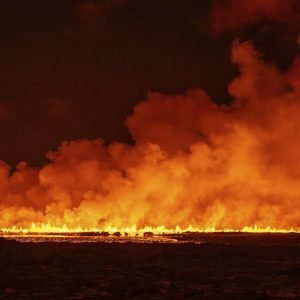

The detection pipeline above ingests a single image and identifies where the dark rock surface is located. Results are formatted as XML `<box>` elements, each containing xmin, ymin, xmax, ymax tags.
<box><xmin>0</xmin><ymin>234</ymin><xmax>300</xmax><ymax>299</ymax></box>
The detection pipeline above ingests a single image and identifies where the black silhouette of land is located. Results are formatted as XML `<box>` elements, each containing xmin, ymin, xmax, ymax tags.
<box><xmin>1</xmin><ymin>233</ymin><xmax>300</xmax><ymax>299</ymax></box>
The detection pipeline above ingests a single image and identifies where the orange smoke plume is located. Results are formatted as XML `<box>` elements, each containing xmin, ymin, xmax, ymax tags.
<box><xmin>1</xmin><ymin>40</ymin><xmax>300</xmax><ymax>233</ymax></box>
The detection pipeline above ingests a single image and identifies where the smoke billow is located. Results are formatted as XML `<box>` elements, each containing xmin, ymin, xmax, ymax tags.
<box><xmin>1</xmin><ymin>37</ymin><xmax>300</xmax><ymax>231</ymax></box>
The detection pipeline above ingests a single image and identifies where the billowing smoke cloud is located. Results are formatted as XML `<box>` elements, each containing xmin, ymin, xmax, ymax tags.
<box><xmin>1</xmin><ymin>38</ymin><xmax>300</xmax><ymax>231</ymax></box>
<box><xmin>210</xmin><ymin>0</ymin><xmax>295</xmax><ymax>34</ymax></box>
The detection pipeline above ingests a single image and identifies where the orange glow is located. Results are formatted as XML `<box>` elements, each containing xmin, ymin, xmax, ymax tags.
<box><xmin>1</xmin><ymin>224</ymin><xmax>300</xmax><ymax>236</ymax></box>
<box><xmin>1</xmin><ymin>40</ymin><xmax>300</xmax><ymax>233</ymax></box>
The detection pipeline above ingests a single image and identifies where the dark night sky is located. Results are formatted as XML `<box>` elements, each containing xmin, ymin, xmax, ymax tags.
<box><xmin>0</xmin><ymin>0</ymin><xmax>298</xmax><ymax>166</ymax></box>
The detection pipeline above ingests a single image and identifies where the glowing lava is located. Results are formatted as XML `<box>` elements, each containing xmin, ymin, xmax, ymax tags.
<box><xmin>1</xmin><ymin>224</ymin><xmax>299</xmax><ymax>236</ymax></box>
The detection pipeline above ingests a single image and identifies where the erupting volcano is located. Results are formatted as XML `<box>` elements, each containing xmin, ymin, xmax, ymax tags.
<box><xmin>2</xmin><ymin>39</ymin><xmax>300</xmax><ymax>234</ymax></box>
<box><xmin>3</xmin><ymin>1</ymin><xmax>300</xmax><ymax>299</ymax></box>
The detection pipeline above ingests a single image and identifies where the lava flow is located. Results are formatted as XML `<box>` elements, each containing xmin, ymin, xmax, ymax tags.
<box><xmin>1</xmin><ymin>39</ymin><xmax>300</xmax><ymax>234</ymax></box>
<box><xmin>1</xmin><ymin>224</ymin><xmax>299</xmax><ymax>236</ymax></box>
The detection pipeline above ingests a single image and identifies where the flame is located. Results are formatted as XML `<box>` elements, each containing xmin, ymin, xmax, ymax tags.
<box><xmin>1</xmin><ymin>223</ymin><xmax>299</xmax><ymax>236</ymax></box>
<box><xmin>1</xmin><ymin>40</ymin><xmax>300</xmax><ymax>233</ymax></box>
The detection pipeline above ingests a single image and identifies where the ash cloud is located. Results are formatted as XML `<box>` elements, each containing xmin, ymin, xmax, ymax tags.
<box><xmin>1</xmin><ymin>39</ymin><xmax>300</xmax><ymax>230</ymax></box>
<box><xmin>1</xmin><ymin>1</ymin><xmax>300</xmax><ymax>231</ymax></box>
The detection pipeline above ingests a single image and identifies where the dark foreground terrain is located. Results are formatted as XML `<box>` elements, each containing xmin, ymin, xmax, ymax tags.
<box><xmin>1</xmin><ymin>233</ymin><xmax>300</xmax><ymax>299</ymax></box>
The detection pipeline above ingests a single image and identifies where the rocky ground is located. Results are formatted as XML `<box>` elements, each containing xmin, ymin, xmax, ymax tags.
<box><xmin>0</xmin><ymin>234</ymin><xmax>300</xmax><ymax>299</ymax></box>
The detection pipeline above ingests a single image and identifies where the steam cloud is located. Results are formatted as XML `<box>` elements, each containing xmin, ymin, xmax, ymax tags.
<box><xmin>1</xmin><ymin>37</ymin><xmax>300</xmax><ymax>231</ymax></box>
